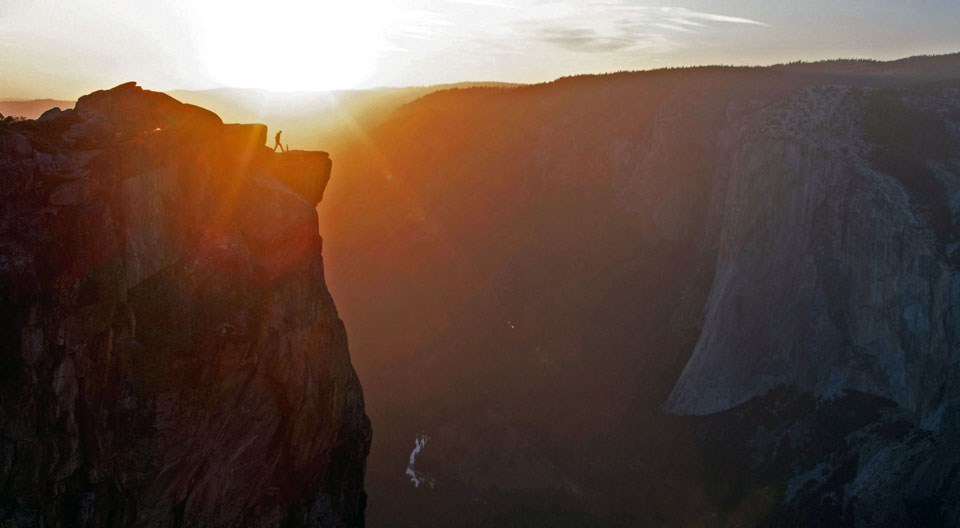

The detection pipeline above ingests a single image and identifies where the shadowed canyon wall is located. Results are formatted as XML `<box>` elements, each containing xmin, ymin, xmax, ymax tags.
<box><xmin>319</xmin><ymin>55</ymin><xmax>960</xmax><ymax>526</ymax></box>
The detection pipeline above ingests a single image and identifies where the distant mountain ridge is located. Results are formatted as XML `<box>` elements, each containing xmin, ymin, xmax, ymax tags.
<box><xmin>1</xmin><ymin>82</ymin><xmax>520</xmax><ymax>148</ymax></box>
<box><xmin>166</xmin><ymin>82</ymin><xmax>520</xmax><ymax>151</ymax></box>
<box><xmin>0</xmin><ymin>99</ymin><xmax>74</xmax><ymax>119</ymax></box>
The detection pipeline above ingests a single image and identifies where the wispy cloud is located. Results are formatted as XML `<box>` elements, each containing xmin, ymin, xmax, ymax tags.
<box><xmin>382</xmin><ymin>1</ymin><xmax>768</xmax><ymax>57</ymax></box>
<box><xmin>685</xmin><ymin>11</ymin><xmax>767</xmax><ymax>26</ymax></box>
<box><xmin>360</xmin><ymin>0</ymin><xmax>772</xmax><ymax>87</ymax></box>
<box><xmin>526</xmin><ymin>5</ymin><xmax>769</xmax><ymax>54</ymax></box>
<box><xmin>540</xmin><ymin>28</ymin><xmax>637</xmax><ymax>52</ymax></box>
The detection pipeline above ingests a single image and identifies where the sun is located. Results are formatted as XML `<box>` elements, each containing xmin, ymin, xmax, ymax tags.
<box><xmin>197</xmin><ymin>0</ymin><xmax>388</xmax><ymax>91</ymax></box>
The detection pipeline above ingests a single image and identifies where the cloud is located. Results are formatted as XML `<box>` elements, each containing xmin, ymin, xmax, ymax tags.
<box><xmin>527</xmin><ymin>5</ymin><xmax>769</xmax><ymax>54</ymax></box>
<box><xmin>359</xmin><ymin>0</ymin><xmax>774</xmax><ymax>87</ymax></box>
<box><xmin>378</xmin><ymin>1</ymin><xmax>767</xmax><ymax>57</ymax></box>
<box><xmin>686</xmin><ymin>11</ymin><xmax>768</xmax><ymax>26</ymax></box>
<box><xmin>540</xmin><ymin>28</ymin><xmax>637</xmax><ymax>53</ymax></box>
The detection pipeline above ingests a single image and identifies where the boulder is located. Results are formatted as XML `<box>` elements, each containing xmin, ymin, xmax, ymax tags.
<box><xmin>38</xmin><ymin>107</ymin><xmax>63</xmax><ymax>122</ymax></box>
<box><xmin>75</xmin><ymin>82</ymin><xmax>223</xmax><ymax>140</ymax></box>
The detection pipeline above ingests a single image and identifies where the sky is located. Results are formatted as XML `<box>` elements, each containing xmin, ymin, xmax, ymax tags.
<box><xmin>1</xmin><ymin>0</ymin><xmax>959</xmax><ymax>99</ymax></box>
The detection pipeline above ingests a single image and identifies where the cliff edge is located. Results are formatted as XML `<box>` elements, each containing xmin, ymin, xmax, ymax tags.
<box><xmin>0</xmin><ymin>83</ymin><xmax>370</xmax><ymax>527</ymax></box>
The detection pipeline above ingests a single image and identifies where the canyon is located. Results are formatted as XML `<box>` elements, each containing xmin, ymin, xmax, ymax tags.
<box><xmin>318</xmin><ymin>55</ymin><xmax>960</xmax><ymax>526</ymax></box>
<box><xmin>4</xmin><ymin>53</ymin><xmax>960</xmax><ymax>527</ymax></box>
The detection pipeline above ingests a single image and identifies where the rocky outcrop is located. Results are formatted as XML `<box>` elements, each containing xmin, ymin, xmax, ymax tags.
<box><xmin>0</xmin><ymin>83</ymin><xmax>369</xmax><ymax>527</ymax></box>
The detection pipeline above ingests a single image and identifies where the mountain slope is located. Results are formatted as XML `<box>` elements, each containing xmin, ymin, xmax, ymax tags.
<box><xmin>319</xmin><ymin>54</ymin><xmax>960</xmax><ymax>526</ymax></box>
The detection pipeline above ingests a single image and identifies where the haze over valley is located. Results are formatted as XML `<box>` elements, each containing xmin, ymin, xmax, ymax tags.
<box><xmin>4</xmin><ymin>2</ymin><xmax>960</xmax><ymax>527</ymax></box>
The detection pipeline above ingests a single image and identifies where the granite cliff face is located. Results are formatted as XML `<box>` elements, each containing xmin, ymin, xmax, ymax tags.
<box><xmin>667</xmin><ymin>84</ymin><xmax>960</xmax><ymax>419</ymax></box>
<box><xmin>0</xmin><ymin>83</ymin><xmax>369</xmax><ymax>527</ymax></box>
<box><xmin>665</xmin><ymin>82</ymin><xmax>960</xmax><ymax>526</ymax></box>
<box><xmin>318</xmin><ymin>56</ymin><xmax>960</xmax><ymax>526</ymax></box>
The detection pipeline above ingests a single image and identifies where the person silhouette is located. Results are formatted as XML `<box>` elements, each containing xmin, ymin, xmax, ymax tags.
<box><xmin>274</xmin><ymin>130</ymin><xmax>283</xmax><ymax>152</ymax></box>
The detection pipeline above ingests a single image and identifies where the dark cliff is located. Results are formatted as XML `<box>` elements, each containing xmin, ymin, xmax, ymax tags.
<box><xmin>0</xmin><ymin>83</ymin><xmax>369</xmax><ymax>527</ymax></box>
<box><xmin>319</xmin><ymin>55</ymin><xmax>960</xmax><ymax>526</ymax></box>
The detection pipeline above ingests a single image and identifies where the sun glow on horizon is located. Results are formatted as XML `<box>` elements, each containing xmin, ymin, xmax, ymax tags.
<box><xmin>197</xmin><ymin>0</ymin><xmax>391</xmax><ymax>91</ymax></box>
<box><xmin>2</xmin><ymin>1</ymin><xmax>960</xmax><ymax>99</ymax></box>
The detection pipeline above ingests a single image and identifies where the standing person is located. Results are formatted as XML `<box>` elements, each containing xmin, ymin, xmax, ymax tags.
<box><xmin>274</xmin><ymin>130</ymin><xmax>283</xmax><ymax>152</ymax></box>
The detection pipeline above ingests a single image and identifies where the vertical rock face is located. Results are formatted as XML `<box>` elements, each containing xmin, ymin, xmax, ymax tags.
<box><xmin>662</xmin><ymin>84</ymin><xmax>960</xmax><ymax>526</ymax></box>
<box><xmin>666</xmin><ymin>85</ymin><xmax>960</xmax><ymax>420</ymax></box>
<box><xmin>0</xmin><ymin>83</ymin><xmax>370</xmax><ymax>527</ymax></box>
